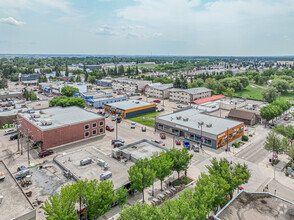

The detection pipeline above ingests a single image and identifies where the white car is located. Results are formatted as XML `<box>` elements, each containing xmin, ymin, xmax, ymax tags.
<box><xmin>130</xmin><ymin>122</ymin><xmax>136</xmax><ymax>129</ymax></box>
<box><xmin>4</xmin><ymin>129</ymin><xmax>17</xmax><ymax>135</ymax></box>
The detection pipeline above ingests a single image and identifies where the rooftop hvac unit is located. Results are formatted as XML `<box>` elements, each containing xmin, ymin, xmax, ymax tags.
<box><xmin>46</xmin><ymin>119</ymin><xmax>52</xmax><ymax>125</ymax></box>
<box><xmin>100</xmin><ymin>171</ymin><xmax>112</xmax><ymax>180</ymax></box>
<box><xmin>183</xmin><ymin>117</ymin><xmax>189</xmax><ymax>121</ymax></box>
<box><xmin>32</xmin><ymin>113</ymin><xmax>40</xmax><ymax>118</ymax></box>
<box><xmin>135</xmin><ymin>101</ymin><xmax>139</xmax><ymax>104</ymax></box>
<box><xmin>198</xmin><ymin>121</ymin><xmax>204</xmax><ymax>126</ymax></box>
<box><xmin>176</xmin><ymin>116</ymin><xmax>182</xmax><ymax>120</ymax></box>
<box><xmin>206</xmin><ymin>123</ymin><xmax>212</xmax><ymax>128</ymax></box>
<box><xmin>80</xmin><ymin>157</ymin><xmax>92</xmax><ymax>166</ymax></box>
<box><xmin>97</xmin><ymin>159</ymin><xmax>105</xmax><ymax>167</ymax></box>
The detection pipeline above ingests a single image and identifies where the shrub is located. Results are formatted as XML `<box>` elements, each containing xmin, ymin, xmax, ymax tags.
<box><xmin>249</xmin><ymin>134</ymin><xmax>253</xmax><ymax>137</ymax></box>
<box><xmin>285</xmin><ymin>172</ymin><xmax>289</xmax><ymax>176</ymax></box>
<box><xmin>242</xmin><ymin>135</ymin><xmax>249</xmax><ymax>141</ymax></box>
<box><xmin>232</xmin><ymin>142</ymin><xmax>240</xmax><ymax>148</ymax></box>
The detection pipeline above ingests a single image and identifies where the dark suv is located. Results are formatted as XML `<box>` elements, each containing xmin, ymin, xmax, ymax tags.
<box><xmin>39</xmin><ymin>150</ymin><xmax>54</xmax><ymax>158</ymax></box>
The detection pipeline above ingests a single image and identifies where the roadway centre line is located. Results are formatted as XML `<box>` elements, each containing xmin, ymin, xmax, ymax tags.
<box><xmin>245</xmin><ymin>146</ymin><xmax>264</xmax><ymax>161</ymax></box>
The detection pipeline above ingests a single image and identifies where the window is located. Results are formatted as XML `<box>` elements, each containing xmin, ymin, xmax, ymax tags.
<box><xmin>92</xmin><ymin>130</ymin><xmax>97</xmax><ymax>135</ymax></box>
<box><xmin>99</xmin><ymin>121</ymin><xmax>104</xmax><ymax>126</ymax></box>
<box><xmin>92</xmin><ymin>123</ymin><xmax>97</xmax><ymax>128</ymax></box>
<box><xmin>85</xmin><ymin>131</ymin><xmax>90</xmax><ymax>137</ymax></box>
<box><xmin>85</xmin><ymin>124</ymin><xmax>90</xmax><ymax>130</ymax></box>
<box><xmin>99</xmin><ymin>128</ymin><xmax>104</xmax><ymax>133</ymax></box>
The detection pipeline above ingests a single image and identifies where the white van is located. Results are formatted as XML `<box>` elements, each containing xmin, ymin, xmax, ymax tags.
<box><xmin>4</xmin><ymin>129</ymin><xmax>17</xmax><ymax>135</ymax></box>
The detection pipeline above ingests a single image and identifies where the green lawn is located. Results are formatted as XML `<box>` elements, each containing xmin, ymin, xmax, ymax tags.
<box><xmin>128</xmin><ymin>111</ymin><xmax>159</xmax><ymax>127</ymax></box>
<box><xmin>138</xmin><ymin>64</ymin><xmax>159</xmax><ymax>68</ymax></box>
<box><xmin>233</xmin><ymin>85</ymin><xmax>263</xmax><ymax>100</ymax></box>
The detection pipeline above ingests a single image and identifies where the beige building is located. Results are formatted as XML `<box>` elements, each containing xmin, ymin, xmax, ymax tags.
<box><xmin>111</xmin><ymin>78</ymin><xmax>152</xmax><ymax>93</ymax></box>
<box><xmin>145</xmin><ymin>83</ymin><xmax>173</xmax><ymax>99</ymax></box>
<box><xmin>169</xmin><ymin>87</ymin><xmax>212</xmax><ymax>104</ymax></box>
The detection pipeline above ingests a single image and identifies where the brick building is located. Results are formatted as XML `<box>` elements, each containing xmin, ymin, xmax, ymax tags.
<box><xmin>17</xmin><ymin>106</ymin><xmax>105</xmax><ymax>150</ymax></box>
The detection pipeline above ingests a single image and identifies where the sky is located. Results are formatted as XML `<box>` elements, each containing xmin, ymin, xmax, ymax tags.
<box><xmin>0</xmin><ymin>0</ymin><xmax>294</xmax><ymax>56</ymax></box>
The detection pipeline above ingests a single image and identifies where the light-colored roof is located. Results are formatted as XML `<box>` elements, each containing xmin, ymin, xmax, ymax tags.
<box><xmin>170</xmin><ymin>87</ymin><xmax>212</xmax><ymax>95</ymax></box>
<box><xmin>91</xmin><ymin>95</ymin><xmax>127</xmax><ymax>102</ymax></box>
<box><xmin>18</xmin><ymin>106</ymin><xmax>103</xmax><ymax>131</ymax></box>
<box><xmin>105</xmin><ymin>100</ymin><xmax>155</xmax><ymax>111</ymax></box>
<box><xmin>147</xmin><ymin>83</ymin><xmax>173</xmax><ymax>90</ymax></box>
<box><xmin>0</xmin><ymin>161</ymin><xmax>35</xmax><ymax>220</ymax></box>
<box><xmin>156</xmin><ymin>109</ymin><xmax>243</xmax><ymax>135</ymax></box>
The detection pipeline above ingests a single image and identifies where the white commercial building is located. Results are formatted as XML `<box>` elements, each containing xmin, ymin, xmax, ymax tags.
<box><xmin>169</xmin><ymin>87</ymin><xmax>212</xmax><ymax>104</ymax></box>
<box><xmin>145</xmin><ymin>83</ymin><xmax>173</xmax><ymax>99</ymax></box>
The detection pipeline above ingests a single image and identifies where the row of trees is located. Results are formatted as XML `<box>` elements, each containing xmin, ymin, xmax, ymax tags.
<box><xmin>49</xmin><ymin>96</ymin><xmax>85</xmax><ymax>108</ymax></box>
<box><xmin>173</xmin><ymin>75</ymin><xmax>188</xmax><ymax>89</ymax></box>
<box><xmin>23</xmin><ymin>88</ymin><xmax>37</xmax><ymax>101</ymax></box>
<box><xmin>61</xmin><ymin>86</ymin><xmax>79</xmax><ymax>97</ymax></box>
<box><xmin>129</xmin><ymin>149</ymin><xmax>193</xmax><ymax>203</ymax></box>
<box><xmin>260</xmin><ymin>100</ymin><xmax>291</xmax><ymax>125</ymax></box>
<box><xmin>120</xmin><ymin>158</ymin><xmax>250</xmax><ymax>219</ymax></box>
<box><xmin>42</xmin><ymin>179</ymin><xmax>128</xmax><ymax>220</ymax></box>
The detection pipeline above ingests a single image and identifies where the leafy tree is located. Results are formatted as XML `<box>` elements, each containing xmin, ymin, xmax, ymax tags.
<box><xmin>195</xmin><ymin>78</ymin><xmax>204</xmax><ymax>87</ymax></box>
<box><xmin>50</xmin><ymin>96</ymin><xmax>85</xmax><ymax>108</ymax></box>
<box><xmin>181</xmin><ymin>78</ymin><xmax>188</xmax><ymax>89</ymax></box>
<box><xmin>76</xmin><ymin>75</ymin><xmax>81</xmax><ymax>82</ymax></box>
<box><xmin>0</xmin><ymin>77</ymin><xmax>8</xmax><ymax>89</ymax></box>
<box><xmin>274</xmin><ymin>125</ymin><xmax>294</xmax><ymax>140</ymax></box>
<box><xmin>61</xmin><ymin>86</ymin><xmax>79</xmax><ymax>97</ymax></box>
<box><xmin>188</xmin><ymin>82</ymin><xmax>198</xmax><ymax>88</ymax></box>
<box><xmin>272</xmin><ymin>100</ymin><xmax>291</xmax><ymax>112</ymax></box>
<box><xmin>271</xmin><ymin>79</ymin><xmax>290</xmax><ymax>93</ymax></box>
<box><xmin>264</xmin><ymin>131</ymin><xmax>285</xmax><ymax>159</ymax></box>
<box><xmin>65</xmin><ymin>64</ymin><xmax>69</xmax><ymax>77</ymax></box>
<box><xmin>220</xmin><ymin>78</ymin><xmax>242</xmax><ymax>91</ymax></box>
<box><xmin>128</xmin><ymin>158</ymin><xmax>156</xmax><ymax>203</ymax></box>
<box><xmin>226</xmin><ymin>87</ymin><xmax>235</xmax><ymax>98</ymax></box>
<box><xmin>88</xmin><ymin>75</ymin><xmax>96</xmax><ymax>84</ymax></box>
<box><xmin>260</xmin><ymin>105</ymin><xmax>275</xmax><ymax>125</ymax></box>
<box><xmin>42</xmin><ymin>184</ymin><xmax>78</xmax><ymax>220</ymax></box>
<box><xmin>115</xmin><ymin>187</ymin><xmax>128</xmax><ymax>208</ymax></box>
<box><xmin>235</xmin><ymin>76</ymin><xmax>249</xmax><ymax>88</ymax></box>
<box><xmin>151</xmin><ymin>151</ymin><xmax>173</xmax><ymax>191</ymax></box>
<box><xmin>214</xmin><ymin>82</ymin><xmax>226</xmax><ymax>94</ymax></box>
<box><xmin>173</xmin><ymin>77</ymin><xmax>181</xmax><ymax>88</ymax></box>
<box><xmin>69</xmin><ymin>77</ymin><xmax>75</xmax><ymax>82</ymax></box>
<box><xmin>262</xmin><ymin>87</ymin><xmax>279</xmax><ymax>103</ymax></box>
<box><xmin>119</xmin><ymin>201</ymin><xmax>161</xmax><ymax>220</ymax></box>
<box><xmin>83</xmin><ymin>180</ymin><xmax>115</xmax><ymax>220</ymax></box>
<box><xmin>167</xmin><ymin>148</ymin><xmax>193</xmax><ymax>179</ymax></box>
<box><xmin>30</xmin><ymin>90</ymin><xmax>37</xmax><ymax>101</ymax></box>
<box><xmin>204</xmin><ymin>78</ymin><xmax>216</xmax><ymax>89</ymax></box>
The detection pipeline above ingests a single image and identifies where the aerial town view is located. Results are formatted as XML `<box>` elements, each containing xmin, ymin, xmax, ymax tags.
<box><xmin>1</xmin><ymin>0</ymin><xmax>294</xmax><ymax>220</ymax></box>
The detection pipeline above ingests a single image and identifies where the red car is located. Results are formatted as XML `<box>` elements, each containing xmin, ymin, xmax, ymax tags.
<box><xmin>160</xmin><ymin>133</ymin><xmax>166</xmax><ymax>139</ymax></box>
<box><xmin>106</xmin><ymin>125</ymin><xmax>114</xmax><ymax>131</ymax></box>
<box><xmin>153</xmin><ymin>100</ymin><xmax>161</xmax><ymax>103</ymax></box>
<box><xmin>175</xmin><ymin>140</ymin><xmax>181</xmax><ymax>145</ymax></box>
<box><xmin>284</xmin><ymin>117</ymin><xmax>289</xmax><ymax>121</ymax></box>
<box><xmin>152</xmin><ymin>140</ymin><xmax>165</xmax><ymax>146</ymax></box>
<box><xmin>39</xmin><ymin>150</ymin><xmax>53</xmax><ymax>158</ymax></box>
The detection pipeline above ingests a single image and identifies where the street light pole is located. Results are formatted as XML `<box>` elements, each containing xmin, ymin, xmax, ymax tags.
<box><xmin>116</xmin><ymin>117</ymin><xmax>118</xmax><ymax>140</ymax></box>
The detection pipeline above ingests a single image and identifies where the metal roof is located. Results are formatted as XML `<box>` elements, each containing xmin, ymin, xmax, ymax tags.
<box><xmin>18</xmin><ymin>106</ymin><xmax>103</xmax><ymax>131</ymax></box>
<box><xmin>156</xmin><ymin>109</ymin><xmax>243</xmax><ymax>135</ymax></box>
<box><xmin>147</xmin><ymin>83</ymin><xmax>173</xmax><ymax>90</ymax></box>
<box><xmin>192</xmin><ymin>94</ymin><xmax>226</xmax><ymax>104</ymax></box>
<box><xmin>105</xmin><ymin>100</ymin><xmax>155</xmax><ymax>111</ymax></box>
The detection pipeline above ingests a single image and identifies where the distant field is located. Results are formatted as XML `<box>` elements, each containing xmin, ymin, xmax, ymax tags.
<box><xmin>128</xmin><ymin>111</ymin><xmax>159</xmax><ymax>127</ymax></box>
<box><xmin>138</xmin><ymin>64</ymin><xmax>159</xmax><ymax>68</ymax></box>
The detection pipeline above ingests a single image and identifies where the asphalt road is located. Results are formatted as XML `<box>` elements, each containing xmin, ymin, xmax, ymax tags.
<box><xmin>266</xmin><ymin>179</ymin><xmax>294</xmax><ymax>203</ymax></box>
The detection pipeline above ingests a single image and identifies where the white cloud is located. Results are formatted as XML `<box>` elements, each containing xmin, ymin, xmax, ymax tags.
<box><xmin>0</xmin><ymin>17</ymin><xmax>25</xmax><ymax>25</ymax></box>
<box><xmin>95</xmin><ymin>24</ymin><xmax>162</xmax><ymax>39</ymax></box>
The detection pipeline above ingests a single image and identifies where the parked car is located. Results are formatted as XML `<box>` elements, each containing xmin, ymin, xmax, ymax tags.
<box><xmin>137</xmin><ymin>98</ymin><xmax>142</xmax><ymax>100</ymax></box>
<box><xmin>157</xmin><ymin>108</ymin><xmax>164</xmax><ymax>112</ymax></box>
<box><xmin>130</xmin><ymin>122</ymin><xmax>136</xmax><ymax>129</ymax></box>
<box><xmin>284</xmin><ymin>117</ymin><xmax>290</xmax><ymax>121</ymax></box>
<box><xmin>192</xmin><ymin>144</ymin><xmax>200</xmax><ymax>152</ymax></box>
<box><xmin>160</xmin><ymin>133</ymin><xmax>166</xmax><ymax>139</ymax></box>
<box><xmin>17</xmin><ymin>166</ymin><xmax>26</xmax><ymax>172</ymax></box>
<box><xmin>105</xmin><ymin>114</ymin><xmax>110</xmax><ymax>118</ymax></box>
<box><xmin>114</xmin><ymin>142</ymin><xmax>124</xmax><ymax>148</ymax></box>
<box><xmin>111</xmin><ymin>139</ymin><xmax>125</xmax><ymax>145</ymax></box>
<box><xmin>106</xmin><ymin>125</ymin><xmax>114</xmax><ymax>131</ymax></box>
<box><xmin>4</xmin><ymin>129</ymin><xmax>17</xmax><ymax>135</ymax></box>
<box><xmin>111</xmin><ymin>116</ymin><xmax>117</xmax><ymax>121</ymax></box>
<box><xmin>10</xmin><ymin>134</ymin><xmax>18</xmax><ymax>140</ymax></box>
<box><xmin>153</xmin><ymin>100</ymin><xmax>161</xmax><ymax>103</ymax></box>
<box><xmin>39</xmin><ymin>150</ymin><xmax>54</xmax><ymax>158</ymax></box>
<box><xmin>117</xmin><ymin>117</ymin><xmax>122</xmax><ymax>123</ymax></box>
<box><xmin>95</xmin><ymin>106</ymin><xmax>103</xmax><ymax>109</ymax></box>
<box><xmin>269</xmin><ymin>124</ymin><xmax>276</xmax><ymax>129</ymax></box>
<box><xmin>141</xmin><ymin>126</ymin><xmax>146</xmax><ymax>132</ymax></box>
<box><xmin>177</xmin><ymin>105</ymin><xmax>184</xmax><ymax>108</ymax></box>
<box><xmin>152</xmin><ymin>140</ymin><xmax>165</xmax><ymax>146</ymax></box>
<box><xmin>183</xmin><ymin>141</ymin><xmax>190</xmax><ymax>150</ymax></box>
<box><xmin>175</xmin><ymin>139</ymin><xmax>181</xmax><ymax>145</ymax></box>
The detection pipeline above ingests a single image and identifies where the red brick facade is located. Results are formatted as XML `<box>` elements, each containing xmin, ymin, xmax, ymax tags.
<box><xmin>17</xmin><ymin>114</ymin><xmax>105</xmax><ymax>150</ymax></box>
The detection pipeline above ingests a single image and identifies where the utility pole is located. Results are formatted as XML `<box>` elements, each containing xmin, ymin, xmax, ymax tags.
<box><xmin>25</xmin><ymin>129</ymin><xmax>31</xmax><ymax>166</ymax></box>
<box><xmin>162</xmin><ymin>92</ymin><xmax>165</xmax><ymax>107</ymax></box>
<box><xmin>115</xmin><ymin>116</ymin><xmax>118</xmax><ymax>140</ymax></box>
<box><xmin>173</xmin><ymin>135</ymin><xmax>175</xmax><ymax>149</ymax></box>
<box><xmin>13</xmin><ymin>118</ymin><xmax>22</xmax><ymax>152</ymax></box>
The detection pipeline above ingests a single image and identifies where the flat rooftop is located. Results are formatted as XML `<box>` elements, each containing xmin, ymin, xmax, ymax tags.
<box><xmin>0</xmin><ymin>161</ymin><xmax>35</xmax><ymax>220</ymax></box>
<box><xmin>215</xmin><ymin>191</ymin><xmax>294</xmax><ymax>220</ymax></box>
<box><xmin>156</xmin><ymin>109</ymin><xmax>243</xmax><ymax>135</ymax></box>
<box><xmin>54</xmin><ymin>147</ymin><xmax>129</xmax><ymax>190</ymax></box>
<box><xmin>105</xmin><ymin>100</ymin><xmax>155</xmax><ymax>111</ymax></box>
<box><xmin>18</xmin><ymin>106</ymin><xmax>103</xmax><ymax>131</ymax></box>
<box><xmin>170</xmin><ymin>87</ymin><xmax>212</xmax><ymax>95</ymax></box>
<box><xmin>91</xmin><ymin>95</ymin><xmax>127</xmax><ymax>102</ymax></box>
<box><xmin>119</xmin><ymin>139</ymin><xmax>168</xmax><ymax>161</ymax></box>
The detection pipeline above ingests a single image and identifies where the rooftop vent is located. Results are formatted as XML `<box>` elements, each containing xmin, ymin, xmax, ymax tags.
<box><xmin>198</xmin><ymin>121</ymin><xmax>204</xmax><ymax>126</ymax></box>
<box><xmin>31</xmin><ymin>113</ymin><xmax>40</xmax><ymax>118</ymax></box>
<box><xmin>176</xmin><ymin>116</ymin><xmax>182</xmax><ymax>120</ymax></box>
<box><xmin>183</xmin><ymin>117</ymin><xmax>189</xmax><ymax>121</ymax></box>
<box><xmin>41</xmin><ymin>119</ymin><xmax>52</xmax><ymax>126</ymax></box>
<box><xmin>206</xmin><ymin>123</ymin><xmax>212</xmax><ymax>128</ymax></box>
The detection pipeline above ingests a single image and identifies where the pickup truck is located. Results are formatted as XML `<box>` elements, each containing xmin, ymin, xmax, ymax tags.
<box><xmin>183</xmin><ymin>141</ymin><xmax>190</xmax><ymax>150</ymax></box>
